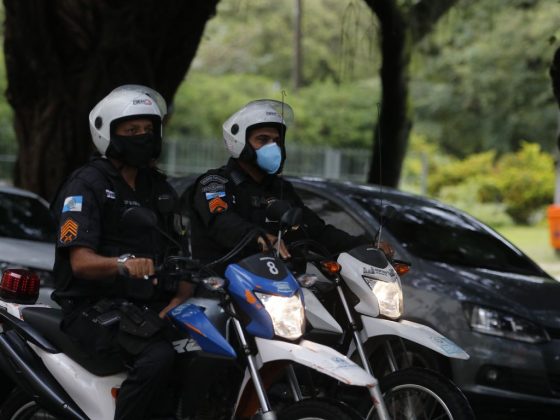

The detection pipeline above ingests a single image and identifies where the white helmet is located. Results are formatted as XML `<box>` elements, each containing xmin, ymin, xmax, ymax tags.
<box><xmin>89</xmin><ymin>85</ymin><xmax>166</xmax><ymax>156</ymax></box>
<box><xmin>222</xmin><ymin>99</ymin><xmax>294</xmax><ymax>158</ymax></box>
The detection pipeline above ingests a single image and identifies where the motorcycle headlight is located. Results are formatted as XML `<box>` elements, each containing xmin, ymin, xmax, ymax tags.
<box><xmin>362</xmin><ymin>274</ymin><xmax>403</xmax><ymax>319</ymax></box>
<box><xmin>255</xmin><ymin>292</ymin><xmax>305</xmax><ymax>341</ymax></box>
<box><xmin>465</xmin><ymin>304</ymin><xmax>550</xmax><ymax>344</ymax></box>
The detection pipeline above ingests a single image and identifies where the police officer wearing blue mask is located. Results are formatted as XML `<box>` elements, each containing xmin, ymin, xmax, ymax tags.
<box><xmin>187</xmin><ymin>99</ymin><xmax>386</xmax><ymax>266</ymax></box>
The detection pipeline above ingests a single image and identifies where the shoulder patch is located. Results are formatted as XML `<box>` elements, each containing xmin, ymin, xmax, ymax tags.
<box><xmin>60</xmin><ymin>218</ymin><xmax>79</xmax><ymax>244</ymax></box>
<box><xmin>208</xmin><ymin>197</ymin><xmax>228</xmax><ymax>214</ymax></box>
<box><xmin>200</xmin><ymin>174</ymin><xmax>228</xmax><ymax>186</ymax></box>
<box><xmin>62</xmin><ymin>196</ymin><xmax>83</xmax><ymax>213</ymax></box>
<box><xmin>202</xmin><ymin>181</ymin><xmax>227</xmax><ymax>193</ymax></box>
<box><xmin>205</xmin><ymin>191</ymin><xmax>226</xmax><ymax>200</ymax></box>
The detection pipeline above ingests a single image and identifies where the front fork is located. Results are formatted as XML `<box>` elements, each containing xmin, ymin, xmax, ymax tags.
<box><xmin>335</xmin><ymin>279</ymin><xmax>391</xmax><ymax>420</ymax></box>
<box><xmin>230</xmin><ymin>304</ymin><xmax>276</xmax><ymax>419</ymax></box>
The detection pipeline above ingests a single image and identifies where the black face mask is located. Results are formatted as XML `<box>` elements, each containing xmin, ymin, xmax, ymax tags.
<box><xmin>108</xmin><ymin>133</ymin><xmax>162</xmax><ymax>168</ymax></box>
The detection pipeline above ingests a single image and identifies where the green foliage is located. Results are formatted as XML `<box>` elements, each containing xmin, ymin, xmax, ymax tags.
<box><xmin>490</xmin><ymin>142</ymin><xmax>555</xmax><ymax>224</ymax></box>
<box><xmin>167</xmin><ymin>72</ymin><xmax>380</xmax><ymax>148</ymax></box>
<box><xmin>427</xmin><ymin>150</ymin><xmax>496</xmax><ymax>196</ymax></box>
<box><xmin>412</xmin><ymin>0</ymin><xmax>560</xmax><ymax>156</ymax></box>
<box><xmin>428</xmin><ymin>142</ymin><xmax>554</xmax><ymax>225</ymax></box>
<box><xmin>194</xmin><ymin>0</ymin><xmax>378</xmax><ymax>85</ymax></box>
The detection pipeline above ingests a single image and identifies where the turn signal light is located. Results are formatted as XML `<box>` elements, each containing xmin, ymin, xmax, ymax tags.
<box><xmin>392</xmin><ymin>262</ymin><xmax>410</xmax><ymax>276</ymax></box>
<box><xmin>321</xmin><ymin>261</ymin><xmax>341</xmax><ymax>274</ymax></box>
<box><xmin>0</xmin><ymin>269</ymin><xmax>40</xmax><ymax>304</ymax></box>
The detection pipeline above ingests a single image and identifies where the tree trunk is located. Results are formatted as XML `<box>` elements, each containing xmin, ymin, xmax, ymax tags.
<box><xmin>551</xmin><ymin>46</ymin><xmax>560</xmax><ymax>148</ymax></box>
<box><xmin>365</xmin><ymin>0</ymin><xmax>410</xmax><ymax>187</ymax></box>
<box><xmin>363</xmin><ymin>0</ymin><xmax>458</xmax><ymax>187</ymax></box>
<box><xmin>4</xmin><ymin>0</ymin><xmax>219</xmax><ymax>200</ymax></box>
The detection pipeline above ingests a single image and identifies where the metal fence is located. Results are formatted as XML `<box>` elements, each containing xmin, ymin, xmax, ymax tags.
<box><xmin>160</xmin><ymin>137</ymin><xmax>372</xmax><ymax>182</ymax></box>
<box><xmin>2</xmin><ymin>138</ymin><xmax>425</xmax><ymax>189</ymax></box>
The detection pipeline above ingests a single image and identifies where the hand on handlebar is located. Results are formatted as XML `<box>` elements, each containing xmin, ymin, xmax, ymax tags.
<box><xmin>124</xmin><ymin>258</ymin><xmax>156</xmax><ymax>281</ymax></box>
<box><xmin>257</xmin><ymin>234</ymin><xmax>291</xmax><ymax>260</ymax></box>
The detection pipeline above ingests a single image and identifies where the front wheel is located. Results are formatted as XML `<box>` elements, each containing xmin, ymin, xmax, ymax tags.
<box><xmin>278</xmin><ymin>398</ymin><xmax>359</xmax><ymax>420</ymax></box>
<box><xmin>368</xmin><ymin>368</ymin><xmax>475</xmax><ymax>420</ymax></box>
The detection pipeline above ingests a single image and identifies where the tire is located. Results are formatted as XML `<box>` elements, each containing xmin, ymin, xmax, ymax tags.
<box><xmin>0</xmin><ymin>388</ymin><xmax>57</xmax><ymax>420</ymax></box>
<box><xmin>278</xmin><ymin>398</ymin><xmax>357</xmax><ymax>420</ymax></box>
<box><xmin>367</xmin><ymin>368</ymin><xmax>475</xmax><ymax>420</ymax></box>
<box><xmin>368</xmin><ymin>339</ymin><xmax>449</xmax><ymax>379</ymax></box>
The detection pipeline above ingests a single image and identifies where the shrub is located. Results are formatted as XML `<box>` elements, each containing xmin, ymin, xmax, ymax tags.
<box><xmin>492</xmin><ymin>142</ymin><xmax>554</xmax><ymax>224</ymax></box>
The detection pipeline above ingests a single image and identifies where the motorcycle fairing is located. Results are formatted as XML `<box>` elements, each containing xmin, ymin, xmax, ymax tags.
<box><xmin>169</xmin><ymin>303</ymin><xmax>236</xmax><ymax>359</ymax></box>
<box><xmin>302</xmin><ymin>288</ymin><xmax>343</xmax><ymax>334</ymax></box>
<box><xmin>30</xmin><ymin>342</ymin><xmax>126</xmax><ymax>420</ymax></box>
<box><xmin>352</xmin><ymin>316</ymin><xmax>470</xmax><ymax>360</ymax></box>
<box><xmin>338</xmin><ymin>249</ymin><xmax>401</xmax><ymax>318</ymax></box>
<box><xmin>225</xmin><ymin>253</ymin><xmax>301</xmax><ymax>339</ymax></box>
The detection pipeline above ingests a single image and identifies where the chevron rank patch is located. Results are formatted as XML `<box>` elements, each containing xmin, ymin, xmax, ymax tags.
<box><xmin>208</xmin><ymin>197</ymin><xmax>228</xmax><ymax>214</ymax></box>
<box><xmin>60</xmin><ymin>218</ymin><xmax>79</xmax><ymax>244</ymax></box>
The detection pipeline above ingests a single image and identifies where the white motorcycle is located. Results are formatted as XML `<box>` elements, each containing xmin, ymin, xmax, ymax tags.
<box><xmin>0</xmin><ymin>207</ymin><xmax>388</xmax><ymax>420</ymax></box>
<box><xmin>283</xmin><ymin>234</ymin><xmax>475</xmax><ymax>419</ymax></box>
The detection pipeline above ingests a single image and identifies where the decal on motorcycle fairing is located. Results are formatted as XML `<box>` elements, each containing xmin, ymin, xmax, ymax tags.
<box><xmin>172</xmin><ymin>337</ymin><xmax>202</xmax><ymax>353</ymax></box>
<box><xmin>429</xmin><ymin>335</ymin><xmax>464</xmax><ymax>356</ymax></box>
<box><xmin>169</xmin><ymin>304</ymin><xmax>236</xmax><ymax>359</ymax></box>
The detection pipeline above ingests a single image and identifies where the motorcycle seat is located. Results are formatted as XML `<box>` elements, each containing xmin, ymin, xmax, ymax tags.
<box><xmin>21</xmin><ymin>307</ymin><xmax>124</xmax><ymax>376</ymax></box>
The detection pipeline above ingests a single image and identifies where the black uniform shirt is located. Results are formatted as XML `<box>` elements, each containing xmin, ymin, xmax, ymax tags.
<box><xmin>52</xmin><ymin>157</ymin><xmax>178</xmax><ymax>302</ymax></box>
<box><xmin>189</xmin><ymin>158</ymin><xmax>367</xmax><ymax>264</ymax></box>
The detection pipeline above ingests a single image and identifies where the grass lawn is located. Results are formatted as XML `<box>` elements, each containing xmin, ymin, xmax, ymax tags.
<box><xmin>496</xmin><ymin>222</ymin><xmax>560</xmax><ymax>279</ymax></box>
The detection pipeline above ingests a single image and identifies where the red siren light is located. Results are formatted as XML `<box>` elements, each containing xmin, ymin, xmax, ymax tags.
<box><xmin>0</xmin><ymin>269</ymin><xmax>40</xmax><ymax>304</ymax></box>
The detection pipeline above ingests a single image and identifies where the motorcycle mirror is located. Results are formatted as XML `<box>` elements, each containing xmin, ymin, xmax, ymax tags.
<box><xmin>381</xmin><ymin>205</ymin><xmax>397</xmax><ymax>219</ymax></box>
<box><xmin>120</xmin><ymin>207</ymin><xmax>185</xmax><ymax>254</ymax></box>
<box><xmin>265</xmin><ymin>199</ymin><xmax>292</xmax><ymax>222</ymax></box>
<box><xmin>121</xmin><ymin>207</ymin><xmax>158</xmax><ymax>228</ymax></box>
<box><xmin>280</xmin><ymin>207</ymin><xmax>302</xmax><ymax>228</ymax></box>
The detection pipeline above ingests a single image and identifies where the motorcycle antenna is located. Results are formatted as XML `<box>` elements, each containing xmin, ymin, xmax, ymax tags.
<box><xmin>276</xmin><ymin>90</ymin><xmax>288</xmax><ymax>258</ymax></box>
<box><xmin>375</xmin><ymin>102</ymin><xmax>383</xmax><ymax>248</ymax></box>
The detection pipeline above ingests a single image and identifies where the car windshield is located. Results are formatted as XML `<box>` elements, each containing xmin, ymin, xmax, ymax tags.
<box><xmin>354</xmin><ymin>194</ymin><xmax>543</xmax><ymax>276</ymax></box>
<box><xmin>0</xmin><ymin>192</ymin><xmax>56</xmax><ymax>242</ymax></box>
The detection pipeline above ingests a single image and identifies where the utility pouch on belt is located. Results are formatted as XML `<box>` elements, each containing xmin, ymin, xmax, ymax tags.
<box><xmin>118</xmin><ymin>302</ymin><xmax>165</xmax><ymax>338</ymax></box>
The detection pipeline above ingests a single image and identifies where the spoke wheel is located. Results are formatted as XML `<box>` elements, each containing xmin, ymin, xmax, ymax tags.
<box><xmin>367</xmin><ymin>368</ymin><xmax>475</xmax><ymax>420</ymax></box>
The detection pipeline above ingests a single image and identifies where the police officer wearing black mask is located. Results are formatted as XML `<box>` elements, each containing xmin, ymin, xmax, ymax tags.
<box><xmin>187</xmin><ymin>99</ymin><xmax>393</xmax><ymax>266</ymax></box>
<box><xmin>51</xmin><ymin>85</ymin><xmax>192</xmax><ymax>420</ymax></box>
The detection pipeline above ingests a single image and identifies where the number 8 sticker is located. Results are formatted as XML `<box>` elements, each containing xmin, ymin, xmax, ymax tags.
<box><xmin>267</xmin><ymin>261</ymin><xmax>279</xmax><ymax>275</ymax></box>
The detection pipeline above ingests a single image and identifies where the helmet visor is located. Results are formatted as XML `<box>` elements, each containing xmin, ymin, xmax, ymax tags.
<box><xmin>246</xmin><ymin>99</ymin><xmax>294</xmax><ymax>127</ymax></box>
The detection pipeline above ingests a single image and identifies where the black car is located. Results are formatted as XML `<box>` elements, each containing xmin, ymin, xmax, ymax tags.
<box><xmin>171</xmin><ymin>175</ymin><xmax>560</xmax><ymax>418</ymax></box>
<box><xmin>0</xmin><ymin>185</ymin><xmax>56</xmax><ymax>305</ymax></box>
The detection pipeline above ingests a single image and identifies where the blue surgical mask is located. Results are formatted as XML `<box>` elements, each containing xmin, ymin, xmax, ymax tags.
<box><xmin>255</xmin><ymin>142</ymin><xmax>282</xmax><ymax>174</ymax></box>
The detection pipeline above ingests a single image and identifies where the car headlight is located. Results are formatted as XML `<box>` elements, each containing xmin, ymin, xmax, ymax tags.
<box><xmin>465</xmin><ymin>304</ymin><xmax>550</xmax><ymax>343</ymax></box>
<box><xmin>362</xmin><ymin>274</ymin><xmax>403</xmax><ymax>319</ymax></box>
<box><xmin>255</xmin><ymin>292</ymin><xmax>305</xmax><ymax>341</ymax></box>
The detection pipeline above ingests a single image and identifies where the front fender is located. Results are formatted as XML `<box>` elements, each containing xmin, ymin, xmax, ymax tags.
<box><xmin>357</xmin><ymin>317</ymin><xmax>469</xmax><ymax>360</ymax></box>
<box><xmin>256</xmin><ymin>337</ymin><xmax>376</xmax><ymax>386</ymax></box>
<box><xmin>233</xmin><ymin>338</ymin><xmax>377</xmax><ymax>418</ymax></box>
